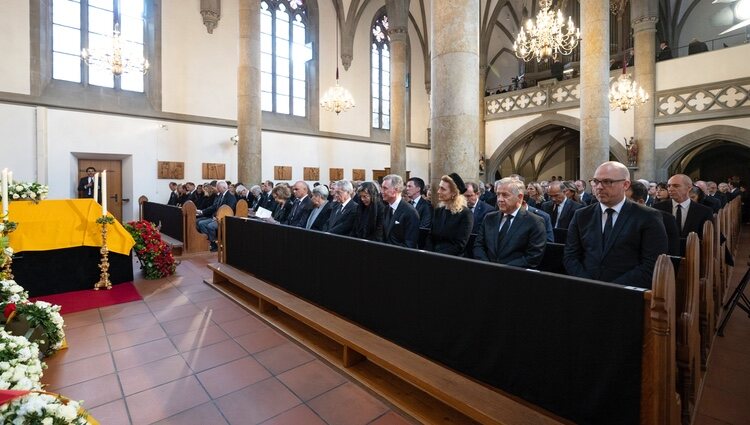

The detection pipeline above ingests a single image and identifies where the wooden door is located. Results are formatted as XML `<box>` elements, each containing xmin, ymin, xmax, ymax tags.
<box><xmin>78</xmin><ymin>159</ymin><xmax>123</xmax><ymax>223</ymax></box>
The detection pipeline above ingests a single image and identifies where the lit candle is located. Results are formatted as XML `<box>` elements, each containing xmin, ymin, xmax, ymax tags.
<box><xmin>1</xmin><ymin>168</ymin><xmax>7</xmax><ymax>219</ymax></box>
<box><xmin>101</xmin><ymin>170</ymin><xmax>107</xmax><ymax>216</ymax></box>
<box><xmin>93</xmin><ymin>172</ymin><xmax>99</xmax><ymax>203</ymax></box>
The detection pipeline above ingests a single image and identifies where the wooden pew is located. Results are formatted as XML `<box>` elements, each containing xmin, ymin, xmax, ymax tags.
<box><xmin>235</xmin><ymin>199</ymin><xmax>249</xmax><ymax>218</ymax></box>
<box><xmin>712</xmin><ymin>213</ymin><xmax>724</xmax><ymax>327</ymax></box>
<box><xmin>699</xmin><ymin>220</ymin><xmax>715</xmax><ymax>370</ymax></box>
<box><xmin>675</xmin><ymin>232</ymin><xmax>701</xmax><ymax>425</ymax></box>
<box><xmin>215</xmin><ymin>205</ymin><xmax>234</xmax><ymax>262</ymax></box>
<box><xmin>180</xmin><ymin>201</ymin><xmax>211</xmax><ymax>253</ymax></box>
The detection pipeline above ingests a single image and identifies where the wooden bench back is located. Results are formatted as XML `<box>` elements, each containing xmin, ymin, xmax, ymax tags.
<box><xmin>699</xmin><ymin>220</ymin><xmax>715</xmax><ymax>369</ymax></box>
<box><xmin>235</xmin><ymin>199</ymin><xmax>249</xmax><ymax>217</ymax></box>
<box><xmin>181</xmin><ymin>201</ymin><xmax>210</xmax><ymax>253</ymax></box>
<box><xmin>675</xmin><ymin>232</ymin><xmax>701</xmax><ymax>424</ymax></box>
<box><xmin>138</xmin><ymin>195</ymin><xmax>149</xmax><ymax>220</ymax></box>
<box><xmin>215</xmin><ymin>204</ymin><xmax>234</xmax><ymax>262</ymax></box>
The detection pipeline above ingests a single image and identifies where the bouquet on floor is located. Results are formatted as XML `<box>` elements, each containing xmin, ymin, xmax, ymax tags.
<box><xmin>3</xmin><ymin>301</ymin><xmax>65</xmax><ymax>356</ymax></box>
<box><xmin>0</xmin><ymin>329</ymin><xmax>45</xmax><ymax>391</ymax></box>
<box><xmin>0</xmin><ymin>390</ymin><xmax>90</xmax><ymax>425</ymax></box>
<box><xmin>125</xmin><ymin>220</ymin><xmax>177</xmax><ymax>280</ymax></box>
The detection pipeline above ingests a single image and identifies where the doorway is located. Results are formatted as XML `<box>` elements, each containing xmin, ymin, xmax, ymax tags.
<box><xmin>78</xmin><ymin>159</ymin><xmax>123</xmax><ymax>223</ymax></box>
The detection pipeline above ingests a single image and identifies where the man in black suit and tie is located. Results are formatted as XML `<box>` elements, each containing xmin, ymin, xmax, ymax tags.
<box><xmin>166</xmin><ymin>182</ymin><xmax>179</xmax><ymax>205</ymax></box>
<box><xmin>654</xmin><ymin>174</ymin><xmax>713</xmax><ymax>239</ymax></box>
<box><xmin>575</xmin><ymin>180</ymin><xmax>594</xmax><ymax>206</ymax></box>
<box><xmin>706</xmin><ymin>181</ymin><xmax>727</xmax><ymax>208</ymax></box>
<box><xmin>196</xmin><ymin>180</ymin><xmax>237</xmax><ymax>251</ymax></box>
<box><xmin>77</xmin><ymin>167</ymin><xmax>97</xmax><ymax>198</ymax></box>
<box><xmin>382</xmin><ymin>174</ymin><xmax>420</xmax><ymax>248</ymax></box>
<box><xmin>465</xmin><ymin>181</ymin><xmax>495</xmax><ymax>234</ymax></box>
<box><xmin>305</xmin><ymin>185</ymin><xmax>333</xmax><ymax>230</ymax></box>
<box><xmin>324</xmin><ymin>180</ymin><xmax>359</xmax><ymax>235</ymax></box>
<box><xmin>474</xmin><ymin>178</ymin><xmax>547</xmax><ymax>267</ymax></box>
<box><xmin>628</xmin><ymin>181</ymin><xmax>681</xmax><ymax>257</ymax></box>
<box><xmin>564</xmin><ymin>161</ymin><xmax>668</xmax><ymax>289</ymax></box>
<box><xmin>286</xmin><ymin>181</ymin><xmax>314</xmax><ymax>227</ymax></box>
<box><xmin>405</xmin><ymin>177</ymin><xmax>433</xmax><ymax>229</ymax></box>
<box><xmin>695</xmin><ymin>180</ymin><xmax>721</xmax><ymax>213</ymax></box>
<box><xmin>541</xmin><ymin>181</ymin><xmax>583</xmax><ymax>230</ymax></box>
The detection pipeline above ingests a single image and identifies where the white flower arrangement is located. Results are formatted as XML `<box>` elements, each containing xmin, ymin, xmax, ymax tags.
<box><xmin>0</xmin><ymin>392</ymin><xmax>89</xmax><ymax>424</ymax></box>
<box><xmin>11</xmin><ymin>302</ymin><xmax>65</xmax><ymax>355</ymax></box>
<box><xmin>0</xmin><ymin>329</ymin><xmax>45</xmax><ymax>391</ymax></box>
<box><xmin>0</xmin><ymin>280</ymin><xmax>28</xmax><ymax>305</ymax></box>
<box><xmin>3</xmin><ymin>181</ymin><xmax>48</xmax><ymax>204</ymax></box>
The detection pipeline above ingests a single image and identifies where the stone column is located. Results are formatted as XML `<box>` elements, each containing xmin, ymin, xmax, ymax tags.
<box><xmin>579</xmin><ymin>0</ymin><xmax>610</xmax><ymax>180</ymax></box>
<box><xmin>386</xmin><ymin>0</ymin><xmax>409</xmax><ymax>178</ymax></box>
<box><xmin>631</xmin><ymin>0</ymin><xmax>658</xmax><ymax>181</ymax></box>
<box><xmin>237</xmin><ymin>0</ymin><xmax>261</xmax><ymax>185</ymax></box>
<box><xmin>479</xmin><ymin>64</ymin><xmax>487</xmax><ymax>183</ymax></box>
<box><xmin>430</xmin><ymin>0</ymin><xmax>479</xmax><ymax>192</ymax></box>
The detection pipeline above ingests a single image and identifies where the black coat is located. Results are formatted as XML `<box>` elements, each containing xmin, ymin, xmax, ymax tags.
<box><xmin>429</xmin><ymin>206</ymin><xmax>473</xmax><ymax>256</ymax></box>
<box><xmin>383</xmin><ymin>199</ymin><xmax>420</xmax><ymax>249</ymax></box>
<box><xmin>653</xmin><ymin>200</ymin><xmax>713</xmax><ymax>238</ymax></box>
<box><xmin>473</xmin><ymin>208</ymin><xmax>547</xmax><ymax>268</ymax></box>
<box><xmin>324</xmin><ymin>200</ymin><xmax>359</xmax><ymax>235</ymax></box>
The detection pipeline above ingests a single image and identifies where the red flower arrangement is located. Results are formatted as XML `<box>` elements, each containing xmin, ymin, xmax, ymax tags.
<box><xmin>125</xmin><ymin>220</ymin><xmax>177</xmax><ymax>279</ymax></box>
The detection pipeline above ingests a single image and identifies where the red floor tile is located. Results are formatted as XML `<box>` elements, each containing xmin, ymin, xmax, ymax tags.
<box><xmin>107</xmin><ymin>323</ymin><xmax>168</xmax><ymax>351</ymax></box>
<box><xmin>276</xmin><ymin>360</ymin><xmax>348</xmax><ymax>402</ymax></box>
<box><xmin>99</xmin><ymin>301</ymin><xmax>151</xmax><ymax>321</ymax></box>
<box><xmin>235</xmin><ymin>328</ymin><xmax>288</xmax><ymax>354</ymax></box>
<box><xmin>87</xmin><ymin>399</ymin><xmax>131</xmax><ymax>425</ymax></box>
<box><xmin>260</xmin><ymin>404</ymin><xmax>327</xmax><ymax>425</ymax></box>
<box><xmin>113</xmin><ymin>338</ymin><xmax>178</xmax><ymax>371</ymax></box>
<box><xmin>169</xmin><ymin>324</ymin><xmax>231</xmax><ymax>353</ymax></box>
<box><xmin>254</xmin><ymin>342</ymin><xmax>315</xmax><ymax>375</ymax></box>
<box><xmin>369</xmin><ymin>411</ymin><xmax>416</xmax><ymax>425</ymax></box>
<box><xmin>217</xmin><ymin>314</ymin><xmax>270</xmax><ymax>338</ymax></box>
<box><xmin>63</xmin><ymin>309</ymin><xmax>103</xmax><ymax>329</ymax></box>
<box><xmin>118</xmin><ymin>354</ymin><xmax>193</xmax><ymax>396</ymax></box>
<box><xmin>181</xmin><ymin>339</ymin><xmax>248</xmax><ymax>372</ymax></box>
<box><xmin>43</xmin><ymin>353</ymin><xmax>116</xmax><ymax>389</ymax></box>
<box><xmin>152</xmin><ymin>402</ymin><xmax>229</xmax><ymax>425</ymax></box>
<box><xmin>103</xmin><ymin>311</ymin><xmax>159</xmax><ymax>335</ymax></box>
<box><xmin>45</xmin><ymin>335</ymin><xmax>110</xmax><ymax>366</ymax></box>
<box><xmin>196</xmin><ymin>356</ymin><xmax>272</xmax><ymax>398</ymax></box>
<box><xmin>160</xmin><ymin>312</ymin><xmax>214</xmax><ymax>336</ymax></box>
<box><xmin>308</xmin><ymin>382</ymin><xmax>389</xmax><ymax>425</ymax></box>
<box><xmin>125</xmin><ymin>375</ymin><xmax>210</xmax><ymax>425</ymax></box>
<box><xmin>64</xmin><ymin>322</ymin><xmax>106</xmax><ymax>343</ymax></box>
<box><xmin>215</xmin><ymin>378</ymin><xmax>301</xmax><ymax>425</ymax></box>
<box><xmin>50</xmin><ymin>373</ymin><xmax>123</xmax><ymax>408</ymax></box>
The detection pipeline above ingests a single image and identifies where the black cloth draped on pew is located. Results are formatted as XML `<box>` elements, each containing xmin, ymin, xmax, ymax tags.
<box><xmin>225</xmin><ymin>217</ymin><xmax>646</xmax><ymax>425</ymax></box>
<box><xmin>143</xmin><ymin>202</ymin><xmax>184</xmax><ymax>241</ymax></box>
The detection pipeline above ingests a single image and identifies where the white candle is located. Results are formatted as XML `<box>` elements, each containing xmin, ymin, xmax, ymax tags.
<box><xmin>101</xmin><ymin>170</ymin><xmax>107</xmax><ymax>216</ymax></box>
<box><xmin>93</xmin><ymin>172</ymin><xmax>99</xmax><ymax>203</ymax></box>
<box><xmin>1</xmin><ymin>168</ymin><xmax>7</xmax><ymax>219</ymax></box>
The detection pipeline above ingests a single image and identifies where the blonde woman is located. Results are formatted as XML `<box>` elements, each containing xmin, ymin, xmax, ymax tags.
<box><xmin>526</xmin><ymin>182</ymin><xmax>545</xmax><ymax>208</ymax></box>
<box><xmin>428</xmin><ymin>174</ymin><xmax>474</xmax><ymax>255</ymax></box>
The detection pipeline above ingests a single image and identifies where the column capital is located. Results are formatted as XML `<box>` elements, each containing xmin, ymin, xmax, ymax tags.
<box><xmin>388</xmin><ymin>26</ymin><xmax>408</xmax><ymax>43</ymax></box>
<box><xmin>631</xmin><ymin>15</ymin><xmax>658</xmax><ymax>33</ymax></box>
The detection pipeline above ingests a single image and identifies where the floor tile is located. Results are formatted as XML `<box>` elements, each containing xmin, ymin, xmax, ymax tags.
<box><xmin>50</xmin><ymin>373</ymin><xmax>123</xmax><ymax>409</ymax></box>
<box><xmin>693</xmin><ymin>413</ymin><xmax>732</xmax><ymax>425</ymax></box>
<box><xmin>107</xmin><ymin>324</ymin><xmax>168</xmax><ymax>351</ymax></box>
<box><xmin>206</xmin><ymin>305</ymin><xmax>250</xmax><ymax>324</ymax></box>
<box><xmin>369</xmin><ymin>411</ymin><xmax>416</xmax><ymax>425</ymax></box>
<box><xmin>103</xmin><ymin>311</ymin><xmax>159</xmax><ymax>335</ymax></box>
<box><xmin>160</xmin><ymin>312</ymin><xmax>214</xmax><ymax>336</ymax></box>
<box><xmin>254</xmin><ymin>342</ymin><xmax>315</xmax><ymax>375</ymax></box>
<box><xmin>118</xmin><ymin>354</ymin><xmax>193</xmax><ymax>396</ymax></box>
<box><xmin>140</xmin><ymin>285</ymin><xmax>184</xmax><ymax>302</ymax></box>
<box><xmin>152</xmin><ymin>402</ymin><xmax>229</xmax><ymax>425</ymax></box>
<box><xmin>43</xmin><ymin>352</ymin><xmax>116</xmax><ymax>389</ymax></box>
<box><xmin>113</xmin><ymin>338</ymin><xmax>178</xmax><ymax>371</ymax></box>
<box><xmin>184</xmin><ymin>288</ymin><xmax>225</xmax><ymax>302</ymax></box>
<box><xmin>217</xmin><ymin>314</ymin><xmax>270</xmax><ymax>338</ymax></box>
<box><xmin>64</xmin><ymin>322</ymin><xmax>106</xmax><ymax>343</ymax></box>
<box><xmin>196</xmin><ymin>356</ymin><xmax>272</xmax><ymax>398</ymax></box>
<box><xmin>63</xmin><ymin>309</ymin><xmax>102</xmax><ymax>329</ymax></box>
<box><xmin>260</xmin><ymin>404</ymin><xmax>327</xmax><ymax>425</ymax></box>
<box><xmin>697</xmin><ymin>386</ymin><xmax>750</xmax><ymax>425</ymax></box>
<box><xmin>169</xmin><ymin>324</ymin><xmax>230</xmax><ymax>353</ymax></box>
<box><xmin>308</xmin><ymin>382</ymin><xmax>389</xmax><ymax>425</ymax></box>
<box><xmin>235</xmin><ymin>328</ymin><xmax>288</xmax><ymax>354</ymax></box>
<box><xmin>215</xmin><ymin>378</ymin><xmax>301</xmax><ymax>425</ymax></box>
<box><xmin>153</xmin><ymin>303</ymin><xmax>204</xmax><ymax>323</ymax></box>
<box><xmin>125</xmin><ymin>375</ymin><xmax>210</xmax><ymax>425</ymax></box>
<box><xmin>145</xmin><ymin>294</ymin><xmax>193</xmax><ymax>311</ymax></box>
<box><xmin>181</xmin><ymin>339</ymin><xmax>248</xmax><ymax>372</ymax></box>
<box><xmin>277</xmin><ymin>360</ymin><xmax>348</xmax><ymax>401</ymax></box>
<box><xmin>48</xmin><ymin>334</ymin><xmax>111</xmax><ymax>366</ymax></box>
<box><xmin>87</xmin><ymin>399</ymin><xmax>131</xmax><ymax>425</ymax></box>
<box><xmin>99</xmin><ymin>301</ymin><xmax>151</xmax><ymax>322</ymax></box>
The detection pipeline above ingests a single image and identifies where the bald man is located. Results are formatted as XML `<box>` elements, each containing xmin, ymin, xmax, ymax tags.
<box><xmin>287</xmin><ymin>181</ymin><xmax>314</xmax><ymax>227</ymax></box>
<box><xmin>654</xmin><ymin>174</ymin><xmax>713</xmax><ymax>239</ymax></box>
<box><xmin>564</xmin><ymin>161</ymin><xmax>667</xmax><ymax>289</ymax></box>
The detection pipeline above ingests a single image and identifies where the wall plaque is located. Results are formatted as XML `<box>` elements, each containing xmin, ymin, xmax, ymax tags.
<box><xmin>158</xmin><ymin>161</ymin><xmax>184</xmax><ymax>179</ymax></box>
<box><xmin>304</xmin><ymin>167</ymin><xmax>320</xmax><ymax>181</ymax></box>
<box><xmin>329</xmin><ymin>168</ymin><xmax>344</xmax><ymax>181</ymax></box>
<box><xmin>202</xmin><ymin>163</ymin><xmax>226</xmax><ymax>180</ymax></box>
<box><xmin>274</xmin><ymin>165</ymin><xmax>292</xmax><ymax>180</ymax></box>
<box><xmin>352</xmin><ymin>169</ymin><xmax>365</xmax><ymax>181</ymax></box>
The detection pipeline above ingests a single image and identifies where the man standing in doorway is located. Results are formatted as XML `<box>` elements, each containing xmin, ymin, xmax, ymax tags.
<box><xmin>78</xmin><ymin>167</ymin><xmax>97</xmax><ymax>198</ymax></box>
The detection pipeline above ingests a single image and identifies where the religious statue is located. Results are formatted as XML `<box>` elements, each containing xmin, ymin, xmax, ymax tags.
<box><xmin>479</xmin><ymin>154</ymin><xmax>486</xmax><ymax>175</ymax></box>
<box><xmin>625</xmin><ymin>137</ymin><xmax>638</xmax><ymax>167</ymax></box>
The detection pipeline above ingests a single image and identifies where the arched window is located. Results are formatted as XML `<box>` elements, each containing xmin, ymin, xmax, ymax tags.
<box><xmin>371</xmin><ymin>12</ymin><xmax>390</xmax><ymax>130</ymax></box>
<box><xmin>52</xmin><ymin>0</ymin><xmax>147</xmax><ymax>92</ymax></box>
<box><xmin>261</xmin><ymin>0</ymin><xmax>313</xmax><ymax>117</ymax></box>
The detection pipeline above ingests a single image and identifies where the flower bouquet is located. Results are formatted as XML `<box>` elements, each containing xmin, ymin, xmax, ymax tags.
<box><xmin>124</xmin><ymin>220</ymin><xmax>176</xmax><ymax>279</ymax></box>
<box><xmin>2</xmin><ymin>181</ymin><xmax>49</xmax><ymax>204</ymax></box>
<box><xmin>0</xmin><ymin>391</ymin><xmax>90</xmax><ymax>424</ymax></box>
<box><xmin>3</xmin><ymin>302</ymin><xmax>65</xmax><ymax>356</ymax></box>
<box><xmin>0</xmin><ymin>329</ymin><xmax>45</xmax><ymax>391</ymax></box>
<box><xmin>0</xmin><ymin>280</ymin><xmax>28</xmax><ymax>306</ymax></box>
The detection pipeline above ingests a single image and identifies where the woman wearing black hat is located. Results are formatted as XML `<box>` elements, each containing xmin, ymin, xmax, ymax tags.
<box><xmin>428</xmin><ymin>174</ymin><xmax>473</xmax><ymax>255</ymax></box>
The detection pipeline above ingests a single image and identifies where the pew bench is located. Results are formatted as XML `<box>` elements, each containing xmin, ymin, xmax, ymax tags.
<box><xmin>159</xmin><ymin>233</ymin><xmax>184</xmax><ymax>257</ymax></box>
<box><xmin>205</xmin><ymin>262</ymin><xmax>565</xmax><ymax>425</ymax></box>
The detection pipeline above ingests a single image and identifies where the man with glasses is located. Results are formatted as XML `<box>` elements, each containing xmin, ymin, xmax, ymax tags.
<box><xmin>564</xmin><ymin>161</ymin><xmax>667</xmax><ymax>289</ymax></box>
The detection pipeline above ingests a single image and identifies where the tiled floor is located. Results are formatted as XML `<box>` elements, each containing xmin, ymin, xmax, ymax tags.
<box><xmin>694</xmin><ymin>225</ymin><xmax>750</xmax><ymax>425</ymax></box>
<box><xmin>42</xmin><ymin>256</ymin><xmax>414</xmax><ymax>425</ymax></box>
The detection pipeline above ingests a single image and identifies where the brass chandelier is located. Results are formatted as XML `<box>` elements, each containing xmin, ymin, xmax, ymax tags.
<box><xmin>513</xmin><ymin>0</ymin><xmax>581</xmax><ymax>62</ymax></box>
<box><xmin>608</xmin><ymin>60</ymin><xmax>649</xmax><ymax>112</ymax></box>
<box><xmin>320</xmin><ymin>18</ymin><xmax>355</xmax><ymax>114</ymax></box>
<box><xmin>81</xmin><ymin>24</ymin><xmax>149</xmax><ymax>76</ymax></box>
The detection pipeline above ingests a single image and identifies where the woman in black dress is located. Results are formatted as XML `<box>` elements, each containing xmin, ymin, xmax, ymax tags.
<box><xmin>269</xmin><ymin>184</ymin><xmax>293</xmax><ymax>224</ymax></box>
<box><xmin>352</xmin><ymin>181</ymin><xmax>384</xmax><ymax>242</ymax></box>
<box><xmin>429</xmin><ymin>175</ymin><xmax>473</xmax><ymax>255</ymax></box>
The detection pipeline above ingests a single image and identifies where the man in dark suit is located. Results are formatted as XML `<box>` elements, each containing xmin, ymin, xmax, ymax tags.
<box><xmin>305</xmin><ymin>185</ymin><xmax>333</xmax><ymax>231</ymax></box>
<box><xmin>564</xmin><ymin>161</ymin><xmax>668</xmax><ymax>289</ymax></box>
<box><xmin>726</xmin><ymin>181</ymin><xmax>741</xmax><ymax>202</ymax></box>
<box><xmin>77</xmin><ymin>167</ymin><xmax>97</xmax><ymax>198</ymax></box>
<box><xmin>323</xmin><ymin>180</ymin><xmax>359</xmax><ymax>235</ymax></box>
<box><xmin>526</xmin><ymin>203</ymin><xmax>554</xmax><ymax>242</ymax></box>
<box><xmin>575</xmin><ymin>179</ymin><xmax>594</xmax><ymax>205</ymax></box>
<box><xmin>541</xmin><ymin>181</ymin><xmax>583</xmax><ymax>230</ymax></box>
<box><xmin>628</xmin><ymin>181</ymin><xmax>681</xmax><ymax>257</ymax></box>
<box><xmin>257</xmin><ymin>180</ymin><xmax>276</xmax><ymax>212</ymax></box>
<box><xmin>474</xmin><ymin>178</ymin><xmax>547</xmax><ymax>267</ymax></box>
<box><xmin>381</xmin><ymin>174</ymin><xmax>420</xmax><ymax>248</ymax></box>
<box><xmin>166</xmin><ymin>181</ymin><xmax>179</xmax><ymax>205</ymax></box>
<box><xmin>706</xmin><ymin>181</ymin><xmax>727</xmax><ymax>208</ymax></box>
<box><xmin>465</xmin><ymin>181</ymin><xmax>495</xmax><ymax>233</ymax></box>
<box><xmin>286</xmin><ymin>181</ymin><xmax>314</xmax><ymax>227</ymax></box>
<box><xmin>695</xmin><ymin>180</ymin><xmax>721</xmax><ymax>213</ymax></box>
<box><xmin>196</xmin><ymin>180</ymin><xmax>237</xmax><ymax>251</ymax></box>
<box><xmin>653</xmin><ymin>174</ymin><xmax>713</xmax><ymax>239</ymax></box>
<box><xmin>405</xmin><ymin>177</ymin><xmax>433</xmax><ymax>229</ymax></box>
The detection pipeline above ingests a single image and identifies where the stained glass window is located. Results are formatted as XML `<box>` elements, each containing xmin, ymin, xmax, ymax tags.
<box><xmin>371</xmin><ymin>12</ymin><xmax>390</xmax><ymax>129</ymax></box>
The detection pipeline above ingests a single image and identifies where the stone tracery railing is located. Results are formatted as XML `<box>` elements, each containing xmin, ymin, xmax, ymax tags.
<box><xmin>485</xmin><ymin>78</ymin><xmax>582</xmax><ymax>119</ymax></box>
<box><xmin>655</xmin><ymin>77</ymin><xmax>750</xmax><ymax>123</ymax></box>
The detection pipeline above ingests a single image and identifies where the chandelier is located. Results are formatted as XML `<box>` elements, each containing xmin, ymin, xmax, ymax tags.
<box><xmin>320</xmin><ymin>19</ymin><xmax>355</xmax><ymax>114</ymax></box>
<box><xmin>81</xmin><ymin>24</ymin><xmax>149</xmax><ymax>76</ymax></box>
<box><xmin>608</xmin><ymin>61</ymin><xmax>649</xmax><ymax>112</ymax></box>
<box><xmin>513</xmin><ymin>0</ymin><xmax>581</xmax><ymax>62</ymax></box>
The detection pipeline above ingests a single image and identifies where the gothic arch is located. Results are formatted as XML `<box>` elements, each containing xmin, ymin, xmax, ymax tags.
<box><xmin>487</xmin><ymin>113</ymin><xmax>627</xmax><ymax>178</ymax></box>
<box><xmin>659</xmin><ymin>125</ymin><xmax>750</xmax><ymax>174</ymax></box>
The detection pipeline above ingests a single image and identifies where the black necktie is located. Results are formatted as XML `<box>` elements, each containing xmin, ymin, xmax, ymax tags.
<box><xmin>409</xmin><ymin>200</ymin><xmax>415</xmax><ymax>206</ymax></box>
<box><xmin>675</xmin><ymin>204</ymin><xmax>683</xmax><ymax>232</ymax></box>
<box><xmin>602</xmin><ymin>208</ymin><xmax>615</xmax><ymax>248</ymax></box>
<box><xmin>290</xmin><ymin>198</ymin><xmax>300</xmax><ymax>219</ymax></box>
<box><xmin>551</xmin><ymin>203</ymin><xmax>559</xmax><ymax>228</ymax></box>
<box><xmin>496</xmin><ymin>214</ymin><xmax>512</xmax><ymax>248</ymax></box>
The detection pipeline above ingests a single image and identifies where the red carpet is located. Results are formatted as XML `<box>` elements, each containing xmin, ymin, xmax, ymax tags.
<box><xmin>29</xmin><ymin>282</ymin><xmax>143</xmax><ymax>315</ymax></box>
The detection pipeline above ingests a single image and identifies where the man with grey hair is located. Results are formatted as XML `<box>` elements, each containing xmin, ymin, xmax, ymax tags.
<box><xmin>564</xmin><ymin>161</ymin><xmax>667</xmax><ymax>288</ymax></box>
<box><xmin>705</xmin><ymin>180</ymin><xmax>726</xmax><ymax>207</ymax></box>
<box><xmin>381</xmin><ymin>174</ymin><xmax>420</xmax><ymax>248</ymax></box>
<box><xmin>694</xmin><ymin>180</ymin><xmax>721</xmax><ymax>213</ymax></box>
<box><xmin>196</xmin><ymin>180</ymin><xmax>237</xmax><ymax>252</ymax></box>
<box><xmin>306</xmin><ymin>185</ymin><xmax>333</xmax><ymax>230</ymax></box>
<box><xmin>474</xmin><ymin>177</ymin><xmax>546</xmax><ymax>267</ymax></box>
<box><xmin>249</xmin><ymin>185</ymin><xmax>262</xmax><ymax>210</ymax></box>
<box><xmin>324</xmin><ymin>180</ymin><xmax>359</xmax><ymax>235</ymax></box>
<box><xmin>541</xmin><ymin>180</ymin><xmax>583</xmax><ymax>231</ymax></box>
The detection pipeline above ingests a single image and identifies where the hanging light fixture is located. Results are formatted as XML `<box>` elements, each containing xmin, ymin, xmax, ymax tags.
<box><xmin>81</xmin><ymin>23</ymin><xmax>149</xmax><ymax>76</ymax></box>
<box><xmin>513</xmin><ymin>0</ymin><xmax>581</xmax><ymax>62</ymax></box>
<box><xmin>608</xmin><ymin>57</ymin><xmax>649</xmax><ymax>112</ymax></box>
<box><xmin>320</xmin><ymin>18</ymin><xmax>355</xmax><ymax>114</ymax></box>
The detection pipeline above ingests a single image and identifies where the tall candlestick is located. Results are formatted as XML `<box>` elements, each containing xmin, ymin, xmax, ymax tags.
<box><xmin>1</xmin><ymin>168</ymin><xmax>7</xmax><ymax>219</ymax></box>
<box><xmin>93</xmin><ymin>172</ymin><xmax>99</xmax><ymax>203</ymax></box>
<box><xmin>101</xmin><ymin>170</ymin><xmax>107</xmax><ymax>216</ymax></box>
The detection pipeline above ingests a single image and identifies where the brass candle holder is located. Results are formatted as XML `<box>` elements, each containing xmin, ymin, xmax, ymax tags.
<box><xmin>94</xmin><ymin>216</ymin><xmax>115</xmax><ymax>290</ymax></box>
<box><xmin>1</xmin><ymin>219</ymin><xmax>17</xmax><ymax>280</ymax></box>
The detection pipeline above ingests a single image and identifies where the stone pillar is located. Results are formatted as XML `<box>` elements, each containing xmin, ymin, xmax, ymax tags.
<box><xmin>237</xmin><ymin>0</ymin><xmax>261</xmax><ymax>185</ymax></box>
<box><xmin>579</xmin><ymin>0</ymin><xmax>610</xmax><ymax>180</ymax></box>
<box><xmin>631</xmin><ymin>0</ymin><xmax>658</xmax><ymax>181</ymax></box>
<box><xmin>430</xmin><ymin>0</ymin><xmax>479</xmax><ymax>192</ymax></box>
<box><xmin>386</xmin><ymin>0</ymin><xmax>409</xmax><ymax>178</ymax></box>
<box><xmin>479</xmin><ymin>64</ymin><xmax>487</xmax><ymax>182</ymax></box>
